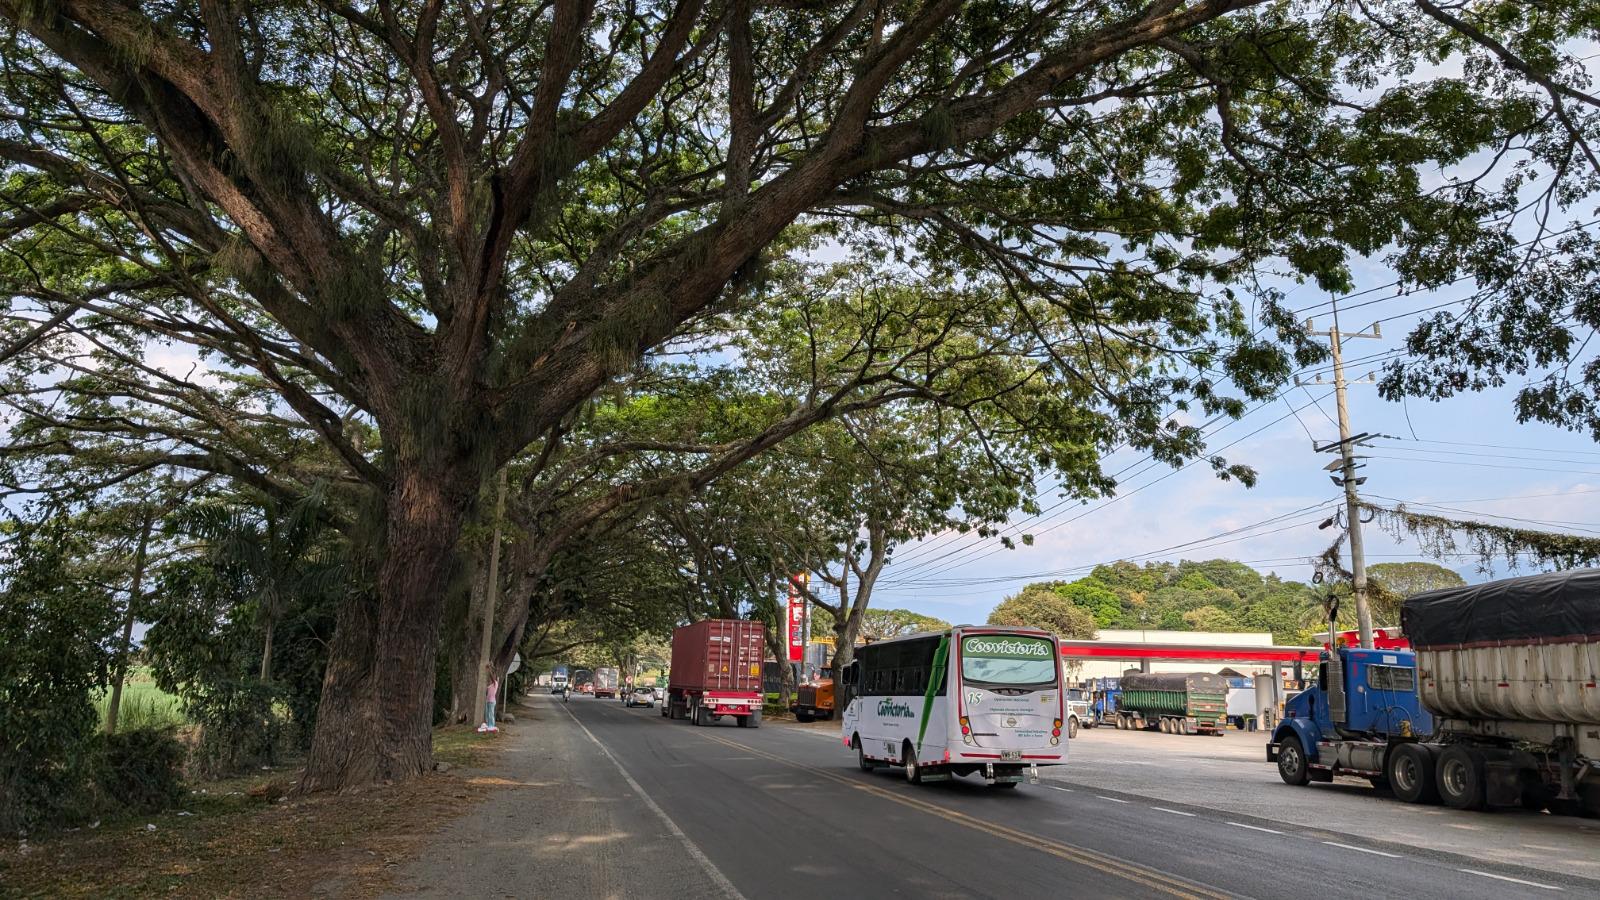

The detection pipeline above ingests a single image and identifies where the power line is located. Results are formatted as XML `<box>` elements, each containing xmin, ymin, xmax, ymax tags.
<box><xmin>882</xmin><ymin>390</ymin><xmax>1338</xmax><ymax>586</ymax></box>
<box><xmin>878</xmin><ymin>502</ymin><xmax>1337</xmax><ymax>591</ymax></box>
<box><xmin>1388</xmin><ymin>437</ymin><xmax>1600</xmax><ymax>458</ymax></box>
<box><xmin>1363</xmin><ymin>455</ymin><xmax>1600</xmax><ymax>478</ymax></box>
<box><xmin>1372</xmin><ymin>443</ymin><xmax>1600</xmax><ymax>468</ymax></box>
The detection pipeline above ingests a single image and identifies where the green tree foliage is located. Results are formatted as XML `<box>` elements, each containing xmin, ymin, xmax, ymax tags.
<box><xmin>987</xmin><ymin>585</ymin><xmax>1099</xmax><ymax>640</ymax></box>
<box><xmin>1056</xmin><ymin>580</ymin><xmax>1124</xmax><ymax>628</ymax></box>
<box><xmin>1029</xmin><ymin>558</ymin><xmax>1329</xmax><ymax>644</ymax></box>
<box><xmin>2</xmin><ymin>0</ymin><xmax>1588</xmax><ymax>790</ymax></box>
<box><xmin>858</xmin><ymin>609</ymin><xmax>951</xmax><ymax>643</ymax></box>
<box><xmin>1367</xmin><ymin>561</ymin><xmax>1466</xmax><ymax>624</ymax></box>
<box><xmin>0</xmin><ymin>513</ymin><xmax>118</xmax><ymax>835</ymax></box>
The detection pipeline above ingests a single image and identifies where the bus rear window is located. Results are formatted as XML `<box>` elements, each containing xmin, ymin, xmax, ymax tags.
<box><xmin>960</xmin><ymin>635</ymin><xmax>1056</xmax><ymax>686</ymax></box>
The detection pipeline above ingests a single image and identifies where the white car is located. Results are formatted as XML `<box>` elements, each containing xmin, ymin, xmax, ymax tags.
<box><xmin>626</xmin><ymin>686</ymin><xmax>656</xmax><ymax>708</ymax></box>
<box><xmin>653</xmin><ymin>686</ymin><xmax>664</xmax><ymax>703</ymax></box>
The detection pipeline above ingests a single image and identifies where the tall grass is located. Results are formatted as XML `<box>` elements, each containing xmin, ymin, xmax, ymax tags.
<box><xmin>96</xmin><ymin>669</ymin><xmax>186</xmax><ymax>730</ymax></box>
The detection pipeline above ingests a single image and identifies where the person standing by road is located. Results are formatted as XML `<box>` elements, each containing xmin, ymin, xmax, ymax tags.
<box><xmin>478</xmin><ymin>667</ymin><xmax>500</xmax><ymax>733</ymax></box>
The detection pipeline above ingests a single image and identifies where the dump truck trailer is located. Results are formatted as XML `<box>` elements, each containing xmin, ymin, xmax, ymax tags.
<box><xmin>1113</xmin><ymin>671</ymin><xmax>1228</xmax><ymax>735</ymax></box>
<box><xmin>1269</xmin><ymin>569</ymin><xmax>1600</xmax><ymax>815</ymax></box>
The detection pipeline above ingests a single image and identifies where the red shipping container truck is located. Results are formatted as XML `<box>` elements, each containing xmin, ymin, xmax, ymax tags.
<box><xmin>663</xmin><ymin>619</ymin><xmax>766</xmax><ymax>727</ymax></box>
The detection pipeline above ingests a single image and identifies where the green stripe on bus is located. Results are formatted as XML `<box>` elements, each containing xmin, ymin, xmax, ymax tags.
<box><xmin>917</xmin><ymin>635</ymin><xmax>950</xmax><ymax>754</ymax></box>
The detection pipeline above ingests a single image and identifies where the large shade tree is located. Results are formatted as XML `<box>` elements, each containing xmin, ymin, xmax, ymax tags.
<box><xmin>0</xmin><ymin>0</ymin><xmax>1558</xmax><ymax>789</ymax></box>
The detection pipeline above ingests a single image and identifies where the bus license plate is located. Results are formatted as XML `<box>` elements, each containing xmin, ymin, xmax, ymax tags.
<box><xmin>1001</xmin><ymin>750</ymin><xmax>1021</xmax><ymax>761</ymax></box>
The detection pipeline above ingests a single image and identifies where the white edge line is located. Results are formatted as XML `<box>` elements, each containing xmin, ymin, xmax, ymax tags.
<box><xmin>1225</xmin><ymin>822</ymin><xmax>1282</xmax><ymax>834</ymax></box>
<box><xmin>1096</xmin><ymin>796</ymin><xmax>1130</xmax><ymax>803</ymax></box>
<box><xmin>1459</xmin><ymin>869</ymin><xmax>1564</xmax><ymax>891</ymax></box>
<box><xmin>560</xmin><ymin>701</ymin><xmax>747</xmax><ymax>900</ymax></box>
<box><xmin>1150</xmin><ymin>807</ymin><xmax>1197</xmax><ymax>817</ymax></box>
<box><xmin>1322</xmin><ymin>841</ymin><xmax>1402</xmax><ymax>859</ymax></box>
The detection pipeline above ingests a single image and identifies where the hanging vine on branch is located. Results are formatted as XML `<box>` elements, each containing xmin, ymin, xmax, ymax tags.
<box><xmin>1362</xmin><ymin>502</ymin><xmax>1600</xmax><ymax>573</ymax></box>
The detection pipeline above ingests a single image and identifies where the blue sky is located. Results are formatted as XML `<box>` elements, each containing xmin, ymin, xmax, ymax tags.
<box><xmin>868</xmin><ymin>247</ymin><xmax>1600</xmax><ymax>628</ymax></box>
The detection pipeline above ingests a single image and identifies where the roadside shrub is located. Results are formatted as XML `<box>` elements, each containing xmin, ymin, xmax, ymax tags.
<box><xmin>0</xmin><ymin>516</ymin><xmax>118</xmax><ymax>836</ymax></box>
<box><xmin>186</xmin><ymin>679</ymin><xmax>283</xmax><ymax>778</ymax></box>
<box><xmin>89</xmin><ymin>727</ymin><xmax>185</xmax><ymax>814</ymax></box>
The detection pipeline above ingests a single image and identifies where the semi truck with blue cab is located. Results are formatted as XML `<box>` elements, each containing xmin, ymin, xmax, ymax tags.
<box><xmin>1268</xmin><ymin>569</ymin><xmax>1600</xmax><ymax>815</ymax></box>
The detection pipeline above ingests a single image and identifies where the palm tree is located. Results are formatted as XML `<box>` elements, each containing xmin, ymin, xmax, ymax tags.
<box><xmin>182</xmin><ymin>488</ymin><xmax>341</xmax><ymax>681</ymax></box>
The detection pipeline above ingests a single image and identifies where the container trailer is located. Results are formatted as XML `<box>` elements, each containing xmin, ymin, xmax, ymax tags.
<box><xmin>665</xmin><ymin>619</ymin><xmax>766</xmax><ymax>727</ymax></box>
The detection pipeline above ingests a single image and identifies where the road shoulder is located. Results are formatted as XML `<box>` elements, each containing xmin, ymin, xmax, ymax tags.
<box><xmin>384</xmin><ymin>695</ymin><xmax>736</xmax><ymax>899</ymax></box>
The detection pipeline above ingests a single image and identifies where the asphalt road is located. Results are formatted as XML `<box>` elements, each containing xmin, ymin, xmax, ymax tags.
<box><xmin>548</xmin><ymin>695</ymin><xmax>1600</xmax><ymax>900</ymax></box>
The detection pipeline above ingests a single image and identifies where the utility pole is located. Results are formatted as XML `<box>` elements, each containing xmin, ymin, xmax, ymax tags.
<box><xmin>474</xmin><ymin>468</ymin><xmax>508</xmax><ymax>727</ymax></box>
<box><xmin>1302</xmin><ymin>299</ymin><xmax>1381</xmax><ymax>649</ymax></box>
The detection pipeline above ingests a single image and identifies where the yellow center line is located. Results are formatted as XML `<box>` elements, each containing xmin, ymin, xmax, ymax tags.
<box><xmin>689</xmin><ymin>728</ymin><xmax>1231</xmax><ymax>900</ymax></box>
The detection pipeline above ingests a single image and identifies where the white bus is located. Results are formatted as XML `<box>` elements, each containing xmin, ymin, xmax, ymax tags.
<box><xmin>839</xmin><ymin>626</ymin><xmax>1065</xmax><ymax>788</ymax></box>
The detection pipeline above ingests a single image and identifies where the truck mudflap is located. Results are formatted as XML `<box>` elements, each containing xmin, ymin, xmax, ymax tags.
<box><xmin>1266</xmin><ymin>741</ymin><xmax>1279</xmax><ymax>763</ymax></box>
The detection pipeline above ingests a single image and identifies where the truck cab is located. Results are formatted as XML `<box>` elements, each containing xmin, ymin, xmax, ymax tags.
<box><xmin>1268</xmin><ymin>647</ymin><xmax>1432</xmax><ymax>788</ymax></box>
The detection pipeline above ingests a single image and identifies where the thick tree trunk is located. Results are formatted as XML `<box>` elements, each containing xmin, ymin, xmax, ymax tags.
<box><xmin>301</xmin><ymin>467</ymin><xmax>470</xmax><ymax>791</ymax></box>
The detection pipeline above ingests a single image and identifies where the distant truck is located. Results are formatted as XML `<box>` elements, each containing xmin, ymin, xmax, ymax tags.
<box><xmin>791</xmin><ymin>676</ymin><xmax>835</xmax><ymax>722</ymax></box>
<box><xmin>664</xmin><ymin>619</ymin><xmax>766</xmax><ymax>727</ymax></box>
<box><xmin>1113</xmin><ymin>671</ymin><xmax>1228</xmax><ymax>735</ymax></box>
<box><xmin>1089</xmin><ymin>677</ymin><xmax>1120</xmax><ymax>726</ymax></box>
<box><xmin>1269</xmin><ymin>569</ymin><xmax>1600</xmax><ymax>815</ymax></box>
<box><xmin>592</xmin><ymin>666</ymin><xmax>620</xmax><ymax>699</ymax></box>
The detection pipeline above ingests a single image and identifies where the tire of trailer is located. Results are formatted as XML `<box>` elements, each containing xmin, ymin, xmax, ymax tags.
<box><xmin>1177</xmin><ymin>719</ymin><xmax>1189</xmax><ymax>736</ymax></box>
<box><xmin>1158</xmin><ymin>718</ymin><xmax>1170</xmax><ymax>734</ymax></box>
<box><xmin>903</xmin><ymin>743</ymin><xmax>923</xmax><ymax>785</ymax></box>
<box><xmin>739</xmin><ymin>709</ymin><xmax>761</xmax><ymax>729</ymax></box>
<box><xmin>1437</xmin><ymin>745</ymin><xmax>1488</xmax><ymax>811</ymax></box>
<box><xmin>1277</xmin><ymin>734</ymin><xmax>1310</xmax><ymax>786</ymax></box>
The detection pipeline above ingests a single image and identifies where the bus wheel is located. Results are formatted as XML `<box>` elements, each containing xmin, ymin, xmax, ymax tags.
<box><xmin>855</xmin><ymin>736</ymin><xmax>873</xmax><ymax>772</ymax></box>
<box><xmin>903</xmin><ymin>743</ymin><xmax>923</xmax><ymax>785</ymax></box>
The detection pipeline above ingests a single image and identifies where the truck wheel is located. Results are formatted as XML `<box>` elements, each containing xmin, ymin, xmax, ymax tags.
<box><xmin>1159</xmin><ymin>718</ymin><xmax>1170</xmax><ymax>734</ymax></box>
<box><xmin>990</xmin><ymin>781</ymin><xmax>1018</xmax><ymax>790</ymax></box>
<box><xmin>1068</xmin><ymin>717</ymin><xmax>1079</xmax><ymax>739</ymax></box>
<box><xmin>1386</xmin><ymin>744</ymin><xmax>1439</xmax><ymax>804</ymax></box>
<box><xmin>796</xmin><ymin>711</ymin><xmax>814</xmax><ymax>723</ymax></box>
<box><xmin>1277</xmin><ymin>734</ymin><xmax>1310</xmax><ymax>786</ymax></box>
<box><xmin>903</xmin><ymin>743</ymin><xmax>923</xmax><ymax>785</ymax></box>
<box><xmin>1177</xmin><ymin>720</ymin><xmax>1190</xmax><ymax>736</ymax></box>
<box><xmin>1437</xmin><ymin>745</ymin><xmax>1487</xmax><ymax>811</ymax></box>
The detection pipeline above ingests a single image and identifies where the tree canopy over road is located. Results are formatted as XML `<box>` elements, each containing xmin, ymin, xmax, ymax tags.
<box><xmin>3</xmin><ymin>0</ymin><xmax>1598</xmax><ymax>799</ymax></box>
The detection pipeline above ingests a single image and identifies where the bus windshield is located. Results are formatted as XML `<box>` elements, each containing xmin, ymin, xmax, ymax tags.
<box><xmin>960</xmin><ymin>634</ymin><xmax>1057</xmax><ymax>687</ymax></box>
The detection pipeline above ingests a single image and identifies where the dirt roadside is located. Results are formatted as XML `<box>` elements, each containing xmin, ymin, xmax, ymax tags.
<box><xmin>0</xmin><ymin>718</ymin><xmax>515</xmax><ymax>899</ymax></box>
